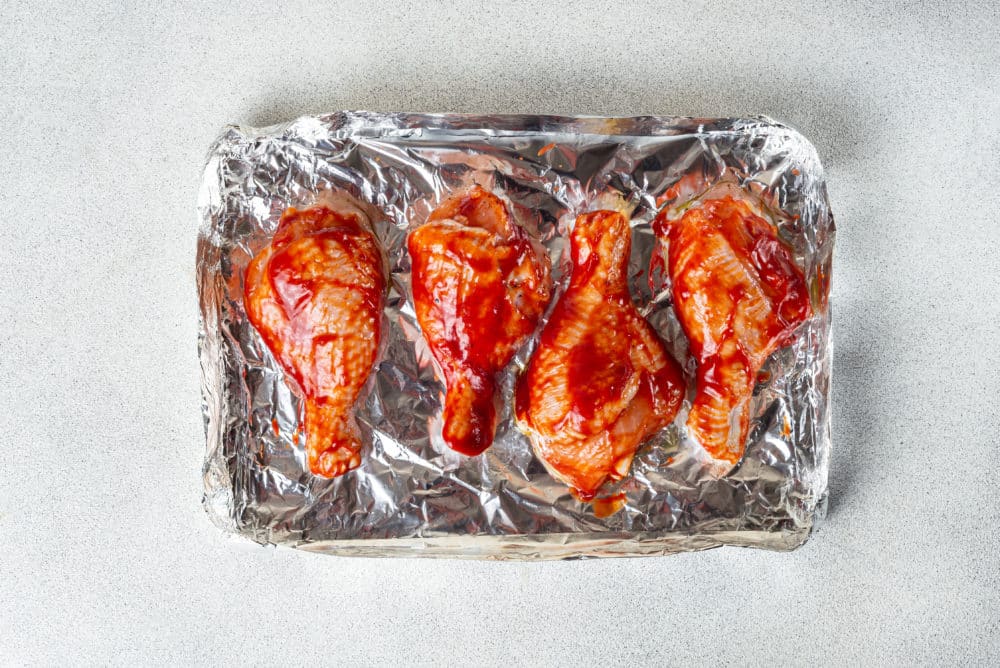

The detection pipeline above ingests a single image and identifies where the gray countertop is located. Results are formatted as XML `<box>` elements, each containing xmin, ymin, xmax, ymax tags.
<box><xmin>2</xmin><ymin>1</ymin><xmax>998</xmax><ymax>664</ymax></box>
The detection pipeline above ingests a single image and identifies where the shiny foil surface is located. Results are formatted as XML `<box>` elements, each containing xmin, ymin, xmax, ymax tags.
<box><xmin>197</xmin><ymin>112</ymin><xmax>834</xmax><ymax>559</ymax></box>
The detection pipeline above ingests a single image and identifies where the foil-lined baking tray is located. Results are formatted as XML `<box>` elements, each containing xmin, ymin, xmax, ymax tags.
<box><xmin>197</xmin><ymin>112</ymin><xmax>834</xmax><ymax>559</ymax></box>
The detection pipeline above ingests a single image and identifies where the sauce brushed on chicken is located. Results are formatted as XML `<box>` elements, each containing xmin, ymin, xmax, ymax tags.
<box><xmin>244</xmin><ymin>194</ymin><xmax>386</xmax><ymax>477</ymax></box>
<box><xmin>653</xmin><ymin>194</ymin><xmax>811</xmax><ymax>463</ymax></box>
<box><xmin>516</xmin><ymin>210</ymin><xmax>684</xmax><ymax>501</ymax></box>
<box><xmin>408</xmin><ymin>187</ymin><xmax>551</xmax><ymax>455</ymax></box>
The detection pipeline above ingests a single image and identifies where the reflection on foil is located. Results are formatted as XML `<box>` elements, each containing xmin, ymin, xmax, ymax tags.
<box><xmin>197</xmin><ymin>112</ymin><xmax>834</xmax><ymax>559</ymax></box>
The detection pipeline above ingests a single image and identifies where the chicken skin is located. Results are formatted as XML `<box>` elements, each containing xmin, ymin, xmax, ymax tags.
<box><xmin>515</xmin><ymin>210</ymin><xmax>685</xmax><ymax>501</ymax></box>
<box><xmin>408</xmin><ymin>187</ymin><xmax>551</xmax><ymax>455</ymax></box>
<box><xmin>244</xmin><ymin>194</ymin><xmax>386</xmax><ymax>477</ymax></box>
<box><xmin>653</xmin><ymin>194</ymin><xmax>811</xmax><ymax>464</ymax></box>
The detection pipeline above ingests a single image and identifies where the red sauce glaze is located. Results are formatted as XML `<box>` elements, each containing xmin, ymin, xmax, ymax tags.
<box><xmin>244</xmin><ymin>197</ymin><xmax>386</xmax><ymax>477</ymax></box>
<box><xmin>537</xmin><ymin>142</ymin><xmax>557</xmax><ymax>156</ymax></box>
<box><xmin>408</xmin><ymin>187</ymin><xmax>552</xmax><ymax>456</ymax></box>
<box><xmin>653</xmin><ymin>194</ymin><xmax>811</xmax><ymax>463</ymax></box>
<box><xmin>590</xmin><ymin>492</ymin><xmax>627</xmax><ymax>518</ymax></box>
<box><xmin>516</xmin><ymin>210</ymin><xmax>685</xmax><ymax>502</ymax></box>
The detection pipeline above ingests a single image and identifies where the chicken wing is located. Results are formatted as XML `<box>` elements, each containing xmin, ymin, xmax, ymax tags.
<box><xmin>515</xmin><ymin>210</ymin><xmax>684</xmax><ymax>501</ymax></box>
<box><xmin>244</xmin><ymin>194</ymin><xmax>386</xmax><ymax>477</ymax></box>
<box><xmin>408</xmin><ymin>187</ymin><xmax>551</xmax><ymax>455</ymax></box>
<box><xmin>654</xmin><ymin>193</ymin><xmax>811</xmax><ymax>463</ymax></box>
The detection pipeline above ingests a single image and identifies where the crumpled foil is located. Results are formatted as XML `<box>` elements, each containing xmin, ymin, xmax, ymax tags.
<box><xmin>197</xmin><ymin>112</ymin><xmax>834</xmax><ymax>560</ymax></box>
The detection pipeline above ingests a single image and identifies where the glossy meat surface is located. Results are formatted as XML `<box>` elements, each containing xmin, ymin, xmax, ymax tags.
<box><xmin>654</xmin><ymin>194</ymin><xmax>811</xmax><ymax>463</ymax></box>
<box><xmin>408</xmin><ymin>187</ymin><xmax>551</xmax><ymax>455</ymax></box>
<box><xmin>516</xmin><ymin>210</ymin><xmax>684</xmax><ymax>500</ymax></box>
<box><xmin>244</xmin><ymin>195</ymin><xmax>385</xmax><ymax>477</ymax></box>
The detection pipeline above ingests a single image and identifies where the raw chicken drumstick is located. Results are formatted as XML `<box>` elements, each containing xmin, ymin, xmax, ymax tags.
<box><xmin>516</xmin><ymin>210</ymin><xmax>685</xmax><ymax>501</ymax></box>
<box><xmin>408</xmin><ymin>187</ymin><xmax>552</xmax><ymax>455</ymax></box>
<box><xmin>244</xmin><ymin>194</ymin><xmax>386</xmax><ymax>477</ymax></box>
<box><xmin>653</xmin><ymin>193</ymin><xmax>811</xmax><ymax>463</ymax></box>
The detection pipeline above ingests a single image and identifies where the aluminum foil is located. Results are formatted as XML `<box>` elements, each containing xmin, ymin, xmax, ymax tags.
<box><xmin>197</xmin><ymin>112</ymin><xmax>834</xmax><ymax>559</ymax></box>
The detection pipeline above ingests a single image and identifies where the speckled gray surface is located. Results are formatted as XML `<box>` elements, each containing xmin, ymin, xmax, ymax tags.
<box><xmin>2</xmin><ymin>1</ymin><xmax>998</xmax><ymax>665</ymax></box>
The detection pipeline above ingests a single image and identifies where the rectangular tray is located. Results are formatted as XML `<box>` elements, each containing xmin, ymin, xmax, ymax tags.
<box><xmin>197</xmin><ymin>112</ymin><xmax>834</xmax><ymax>560</ymax></box>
